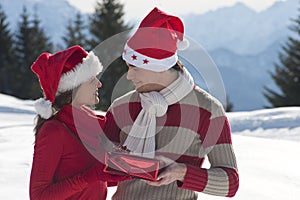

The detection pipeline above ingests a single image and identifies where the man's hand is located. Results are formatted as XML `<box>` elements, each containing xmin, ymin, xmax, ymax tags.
<box><xmin>144</xmin><ymin>156</ymin><xmax>187</xmax><ymax>186</ymax></box>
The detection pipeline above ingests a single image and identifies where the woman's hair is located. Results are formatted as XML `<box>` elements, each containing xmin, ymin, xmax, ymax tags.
<box><xmin>33</xmin><ymin>88</ymin><xmax>78</xmax><ymax>140</ymax></box>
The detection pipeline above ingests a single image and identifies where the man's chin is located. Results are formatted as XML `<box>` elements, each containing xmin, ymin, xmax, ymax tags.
<box><xmin>135</xmin><ymin>84</ymin><xmax>163</xmax><ymax>93</ymax></box>
<box><xmin>136</xmin><ymin>87</ymin><xmax>146</xmax><ymax>93</ymax></box>
<box><xmin>136</xmin><ymin>86</ymin><xmax>150</xmax><ymax>93</ymax></box>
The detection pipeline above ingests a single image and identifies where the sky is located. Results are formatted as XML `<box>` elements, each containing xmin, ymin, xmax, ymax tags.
<box><xmin>1</xmin><ymin>93</ymin><xmax>300</xmax><ymax>199</ymax></box>
<box><xmin>68</xmin><ymin>0</ymin><xmax>285</xmax><ymax>21</ymax></box>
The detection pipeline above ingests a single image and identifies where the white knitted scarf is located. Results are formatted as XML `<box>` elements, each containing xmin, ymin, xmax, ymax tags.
<box><xmin>123</xmin><ymin>68</ymin><xmax>194</xmax><ymax>158</ymax></box>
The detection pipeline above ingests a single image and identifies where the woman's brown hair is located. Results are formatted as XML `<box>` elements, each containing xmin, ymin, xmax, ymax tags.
<box><xmin>33</xmin><ymin>88</ymin><xmax>78</xmax><ymax>140</ymax></box>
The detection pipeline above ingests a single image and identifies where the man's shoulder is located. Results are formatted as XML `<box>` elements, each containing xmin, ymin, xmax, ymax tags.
<box><xmin>192</xmin><ymin>86</ymin><xmax>221</xmax><ymax>104</ymax></box>
<box><xmin>186</xmin><ymin>86</ymin><xmax>225</xmax><ymax>118</ymax></box>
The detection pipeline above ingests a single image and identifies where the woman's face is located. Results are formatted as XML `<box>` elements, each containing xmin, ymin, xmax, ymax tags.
<box><xmin>72</xmin><ymin>76</ymin><xmax>102</xmax><ymax>108</ymax></box>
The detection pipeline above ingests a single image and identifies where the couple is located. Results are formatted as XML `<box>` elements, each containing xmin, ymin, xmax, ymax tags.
<box><xmin>29</xmin><ymin>7</ymin><xmax>239</xmax><ymax>200</ymax></box>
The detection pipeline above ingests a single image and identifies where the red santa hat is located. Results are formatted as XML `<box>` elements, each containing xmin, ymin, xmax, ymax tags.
<box><xmin>31</xmin><ymin>45</ymin><xmax>103</xmax><ymax>119</ymax></box>
<box><xmin>122</xmin><ymin>7</ymin><xmax>189</xmax><ymax>72</ymax></box>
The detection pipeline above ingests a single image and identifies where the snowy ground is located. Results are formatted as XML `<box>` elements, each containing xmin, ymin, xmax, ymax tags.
<box><xmin>0</xmin><ymin>93</ymin><xmax>299</xmax><ymax>199</ymax></box>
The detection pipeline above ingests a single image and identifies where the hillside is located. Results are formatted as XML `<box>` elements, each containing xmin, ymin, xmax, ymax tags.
<box><xmin>0</xmin><ymin>93</ymin><xmax>300</xmax><ymax>199</ymax></box>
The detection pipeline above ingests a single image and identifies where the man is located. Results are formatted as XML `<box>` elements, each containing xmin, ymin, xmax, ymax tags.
<box><xmin>103</xmin><ymin>7</ymin><xmax>239</xmax><ymax>199</ymax></box>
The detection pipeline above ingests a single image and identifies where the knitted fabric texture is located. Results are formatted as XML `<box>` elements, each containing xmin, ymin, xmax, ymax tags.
<box><xmin>123</xmin><ymin>68</ymin><xmax>194</xmax><ymax>158</ymax></box>
<box><xmin>104</xmin><ymin>87</ymin><xmax>239</xmax><ymax>199</ymax></box>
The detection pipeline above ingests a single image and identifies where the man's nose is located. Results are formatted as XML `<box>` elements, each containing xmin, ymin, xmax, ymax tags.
<box><xmin>127</xmin><ymin>68</ymin><xmax>134</xmax><ymax>80</ymax></box>
<box><xmin>96</xmin><ymin>79</ymin><xmax>102</xmax><ymax>88</ymax></box>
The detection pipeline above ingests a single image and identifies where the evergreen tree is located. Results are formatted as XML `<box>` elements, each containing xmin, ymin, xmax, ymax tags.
<box><xmin>0</xmin><ymin>4</ymin><xmax>16</xmax><ymax>95</ymax></box>
<box><xmin>225</xmin><ymin>96</ymin><xmax>234</xmax><ymax>112</ymax></box>
<box><xmin>264</xmin><ymin>10</ymin><xmax>300</xmax><ymax>107</ymax></box>
<box><xmin>88</xmin><ymin>0</ymin><xmax>132</xmax><ymax>110</ymax></box>
<box><xmin>30</xmin><ymin>9</ymin><xmax>53</xmax><ymax>98</ymax></box>
<box><xmin>32</xmin><ymin>10</ymin><xmax>53</xmax><ymax>55</ymax></box>
<box><xmin>62</xmin><ymin>12</ymin><xmax>88</xmax><ymax>49</ymax></box>
<box><xmin>13</xmin><ymin>6</ymin><xmax>32</xmax><ymax>98</ymax></box>
<box><xmin>14</xmin><ymin>6</ymin><xmax>53</xmax><ymax>99</ymax></box>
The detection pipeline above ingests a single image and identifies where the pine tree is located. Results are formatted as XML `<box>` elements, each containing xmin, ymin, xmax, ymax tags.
<box><xmin>264</xmin><ymin>10</ymin><xmax>300</xmax><ymax>107</ymax></box>
<box><xmin>0</xmin><ymin>4</ymin><xmax>16</xmax><ymax>95</ymax></box>
<box><xmin>14</xmin><ymin>6</ymin><xmax>53</xmax><ymax>99</ymax></box>
<box><xmin>30</xmin><ymin>9</ymin><xmax>53</xmax><ymax>98</ymax></box>
<box><xmin>32</xmin><ymin>10</ymin><xmax>53</xmax><ymax>55</ymax></box>
<box><xmin>13</xmin><ymin>6</ymin><xmax>32</xmax><ymax>98</ymax></box>
<box><xmin>88</xmin><ymin>0</ymin><xmax>132</xmax><ymax>110</ymax></box>
<box><xmin>62</xmin><ymin>12</ymin><xmax>88</xmax><ymax>49</ymax></box>
<box><xmin>225</xmin><ymin>96</ymin><xmax>234</xmax><ymax>112</ymax></box>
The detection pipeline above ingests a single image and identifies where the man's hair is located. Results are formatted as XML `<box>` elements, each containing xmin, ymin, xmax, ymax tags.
<box><xmin>171</xmin><ymin>60</ymin><xmax>184</xmax><ymax>72</ymax></box>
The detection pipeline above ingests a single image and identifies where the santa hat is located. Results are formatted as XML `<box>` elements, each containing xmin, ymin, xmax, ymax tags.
<box><xmin>31</xmin><ymin>45</ymin><xmax>103</xmax><ymax>119</ymax></box>
<box><xmin>122</xmin><ymin>7</ymin><xmax>189</xmax><ymax>72</ymax></box>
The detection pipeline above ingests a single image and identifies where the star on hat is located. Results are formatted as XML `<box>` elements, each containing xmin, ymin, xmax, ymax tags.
<box><xmin>122</xmin><ymin>7</ymin><xmax>189</xmax><ymax>72</ymax></box>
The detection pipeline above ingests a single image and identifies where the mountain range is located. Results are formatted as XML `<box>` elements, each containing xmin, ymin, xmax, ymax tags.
<box><xmin>1</xmin><ymin>0</ymin><xmax>298</xmax><ymax>111</ymax></box>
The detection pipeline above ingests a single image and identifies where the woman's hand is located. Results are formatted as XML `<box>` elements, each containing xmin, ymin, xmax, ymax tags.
<box><xmin>144</xmin><ymin>156</ymin><xmax>187</xmax><ymax>186</ymax></box>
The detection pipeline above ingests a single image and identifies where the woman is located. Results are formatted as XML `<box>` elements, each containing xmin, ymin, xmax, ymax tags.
<box><xmin>29</xmin><ymin>45</ymin><xmax>127</xmax><ymax>200</ymax></box>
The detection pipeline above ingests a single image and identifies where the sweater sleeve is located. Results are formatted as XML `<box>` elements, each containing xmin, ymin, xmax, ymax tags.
<box><xmin>103</xmin><ymin>107</ymin><xmax>121</xmax><ymax>144</ymax></box>
<box><xmin>29</xmin><ymin>122</ymin><xmax>89</xmax><ymax>200</ymax></box>
<box><xmin>179</xmin><ymin>116</ymin><xmax>239</xmax><ymax>197</ymax></box>
<box><xmin>102</xmin><ymin>106</ymin><xmax>122</xmax><ymax>187</ymax></box>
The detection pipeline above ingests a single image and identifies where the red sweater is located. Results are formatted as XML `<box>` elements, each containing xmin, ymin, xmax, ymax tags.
<box><xmin>30</xmin><ymin>105</ymin><xmax>107</xmax><ymax>200</ymax></box>
<box><xmin>104</xmin><ymin>88</ymin><xmax>239</xmax><ymax>199</ymax></box>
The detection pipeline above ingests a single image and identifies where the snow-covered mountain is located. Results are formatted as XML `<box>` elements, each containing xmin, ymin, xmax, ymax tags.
<box><xmin>0</xmin><ymin>0</ymin><xmax>82</xmax><ymax>46</ymax></box>
<box><xmin>0</xmin><ymin>0</ymin><xmax>298</xmax><ymax>111</ymax></box>
<box><xmin>208</xmin><ymin>40</ymin><xmax>283</xmax><ymax>110</ymax></box>
<box><xmin>2</xmin><ymin>0</ymin><xmax>295</xmax><ymax>55</ymax></box>
<box><xmin>183</xmin><ymin>0</ymin><xmax>298</xmax><ymax>110</ymax></box>
<box><xmin>1</xmin><ymin>93</ymin><xmax>300</xmax><ymax>199</ymax></box>
<box><xmin>184</xmin><ymin>0</ymin><xmax>298</xmax><ymax>55</ymax></box>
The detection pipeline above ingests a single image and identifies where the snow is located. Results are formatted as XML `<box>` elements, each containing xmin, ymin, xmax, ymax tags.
<box><xmin>0</xmin><ymin>93</ymin><xmax>299</xmax><ymax>199</ymax></box>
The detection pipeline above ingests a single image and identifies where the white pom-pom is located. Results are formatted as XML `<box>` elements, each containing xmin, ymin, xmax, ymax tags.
<box><xmin>177</xmin><ymin>38</ymin><xmax>190</xmax><ymax>50</ymax></box>
<box><xmin>34</xmin><ymin>98</ymin><xmax>53</xmax><ymax>119</ymax></box>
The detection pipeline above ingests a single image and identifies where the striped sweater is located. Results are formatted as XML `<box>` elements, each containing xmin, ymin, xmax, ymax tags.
<box><xmin>104</xmin><ymin>86</ymin><xmax>239</xmax><ymax>199</ymax></box>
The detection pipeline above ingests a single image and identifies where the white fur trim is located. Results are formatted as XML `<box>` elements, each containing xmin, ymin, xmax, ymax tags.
<box><xmin>122</xmin><ymin>44</ymin><xmax>178</xmax><ymax>72</ymax></box>
<box><xmin>34</xmin><ymin>98</ymin><xmax>53</xmax><ymax>119</ymax></box>
<box><xmin>57</xmin><ymin>51</ymin><xmax>103</xmax><ymax>93</ymax></box>
<box><xmin>177</xmin><ymin>38</ymin><xmax>189</xmax><ymax>50</ymax></box>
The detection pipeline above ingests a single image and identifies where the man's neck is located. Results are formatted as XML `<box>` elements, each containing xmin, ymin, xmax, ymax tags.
<box><xmin>161</xmin><ymin>70</ymin><xmax>179</xmax><ymax>90</ymax></box>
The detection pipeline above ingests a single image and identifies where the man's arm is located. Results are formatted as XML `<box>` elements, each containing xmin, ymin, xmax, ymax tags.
<box><xmin>103</xmin><ymin>106</ymin><xmax>121</xmax><ymax>145</ymax></box>
<box><xmin>178</xmin><ymin>116</ymin><xmax>239</xmax><ymax>197</ymax></box>
<box><xmin>147</xmin><ymin>117</ymin><xmax>239</xmax><ymax>197</ymax></box>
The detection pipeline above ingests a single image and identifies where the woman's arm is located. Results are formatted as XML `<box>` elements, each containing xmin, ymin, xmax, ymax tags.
<box><xmin>29</xmin><ymin>122</ymin><xmax>90</xmax><ymax>200</ymax></box>
<box><xmin>30</xmin><ymin>120</ymin><xmax>131</xmax><ymax>200</ymax></box>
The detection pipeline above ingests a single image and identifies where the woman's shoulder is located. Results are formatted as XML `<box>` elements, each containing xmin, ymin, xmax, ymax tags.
<box><xmin>42</xmin><ymin>118</ymin><xmax>65</xmax><ymax>129</ymax></box>
<box><xmin>37</xmin><ymin>119</ymin><xmax>67</xmax><ymax>140</ymax></box>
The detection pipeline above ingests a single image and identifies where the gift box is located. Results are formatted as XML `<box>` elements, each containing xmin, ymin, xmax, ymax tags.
<box><xmin>104</xmin><ymin>151</ymin><xmax>160</xmax><ymax>181</ymax></box>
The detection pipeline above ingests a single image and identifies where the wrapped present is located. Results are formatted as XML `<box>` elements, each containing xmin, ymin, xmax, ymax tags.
<box><xmin>104</xmin><ymin>147</ymin><xmax>160</xmax><ymax>181</ymax></box>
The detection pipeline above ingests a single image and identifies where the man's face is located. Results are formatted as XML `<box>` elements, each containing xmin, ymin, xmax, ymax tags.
<box><xmin>126</xmin><ymin>63</ymin><xmax>164</xmax><ymax>93</ymax></box>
